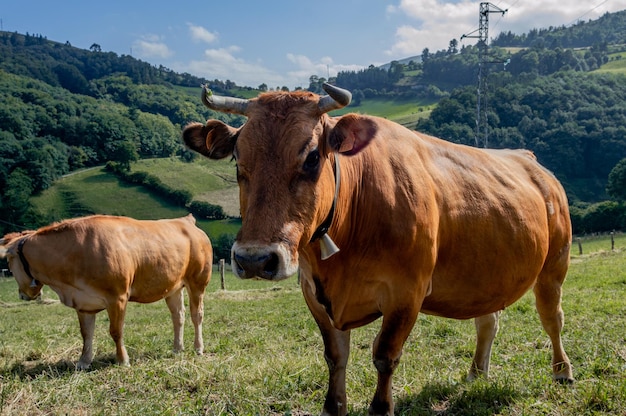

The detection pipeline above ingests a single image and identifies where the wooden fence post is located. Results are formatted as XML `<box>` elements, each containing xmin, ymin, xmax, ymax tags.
<box><xmin>219</xmin><ymin>259</ymin><xmax>225</xmax><ymax>290</ymax></box>
<box><xmin>611</xmin><ymin>231</ymin><xmax>615</xmax><ymax>251</ymax></box>
<box><xmin>577</xmin><ymin>238</ymin><xmax>582</xmax><ymax>255</ymax></box>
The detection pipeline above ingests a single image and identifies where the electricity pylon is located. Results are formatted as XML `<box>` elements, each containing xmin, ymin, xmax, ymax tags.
<box><xmin>461</xmin><ymin>2</ymin><xmax>507</xmax><ymax>148</ymax></box>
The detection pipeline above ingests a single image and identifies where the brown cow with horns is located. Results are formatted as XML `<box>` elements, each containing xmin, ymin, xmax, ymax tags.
<box><xmin>183</xmin><ymin>83</ymin><xmax>573</xmax><ymax>415</ymax></box>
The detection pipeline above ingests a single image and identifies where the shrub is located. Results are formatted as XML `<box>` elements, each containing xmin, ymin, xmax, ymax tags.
<box><xmin>189</xmin><ymin>200</ymin><xmax>226</xmax><ymax>220</ymax></box>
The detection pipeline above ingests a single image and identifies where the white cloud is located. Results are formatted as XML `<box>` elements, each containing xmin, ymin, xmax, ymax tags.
<box><xmin>133</xmin><ymin>35</ymin><xmax>173</xmax><ymax>59</ymax></box>
<box><xmin>183</xmin><ymin>46</ymin><xmax>286</xmax><ymax>89</ymax></box>
<box><xmin>188</xmin><ymin>23</ymin><xmax>218</xmax><ymax>44</ymax></box>
<box><xmin>387</xmin><ymin>0</ymin><xmax>477</xmax><ymax>56</ymax></box>
<box><xmin>286</xmin><ymin>53</ymin><xmax>365</xmax><ymax>88</ymax></box>
<box><xmin>387</xmin><ymin>0</ymin><xmax>626</xmax><ymax>57</ymax></box>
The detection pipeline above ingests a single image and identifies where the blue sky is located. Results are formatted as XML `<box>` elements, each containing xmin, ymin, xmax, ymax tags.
<box><xmin>3</xmin><ymin>1</ymin><xmax>625</xmax><ymax>89</ymax></box>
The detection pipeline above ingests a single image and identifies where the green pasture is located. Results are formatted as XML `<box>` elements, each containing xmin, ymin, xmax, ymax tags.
<box><xmin>332</xmin><ymin>97</ymin><xmax>435</xmax><ymax>130</ymax></box>
<box><xmin>594</xmin><ymin>52</ymin><xmax>626</xmax><ymax>74</ymax></box>
<box><xmin>1</xmin><ymin>234</ymin><xmax>624</xmax><ymax>415</ymax></box>
<box><xmin>30</xmin><ymin>158</ymin><xmax>240</xmax><ymax>241</ymax></box>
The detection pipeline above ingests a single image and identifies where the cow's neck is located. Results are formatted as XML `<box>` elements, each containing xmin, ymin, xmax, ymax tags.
<box><xmin>310</xmin><ymin>154</ymin><xmax>341</xmax><ymax>260</ymax></box>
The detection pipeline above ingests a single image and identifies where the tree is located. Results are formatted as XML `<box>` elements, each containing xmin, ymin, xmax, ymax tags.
<box><xmin>0</xmin><ymin>168</ymin><xmax>33</xmax><ymax>230</ymax></box>
<box><xmin>213</xmin><ymin>234</ymin><xmax>236</xmax><ymax>263</ymax></box>
<box><xmin>607</xmin><ymin>158</ymin><xmax>626</xmax><ymax>201</ymax></box>
<box><xmin>107</xmin><ymin>140</ymin><xmax>138</xmax><ymax>171</ymax></box>
<box><xmin>448</xmin><ymin>39</ymin><xmax>459</xmax><ymax>54</ymax></box>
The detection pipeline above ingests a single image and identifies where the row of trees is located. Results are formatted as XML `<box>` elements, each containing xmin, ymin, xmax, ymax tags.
<box><xmin>492</xmin><ymin>11</ymin><xmax>626</xmax><ymax>49</ymax></box>
<box><xmin>334</xmin><ymin>41</ymin><xmax>610</xmax><ymax>97</ymax></box>
<box><xmin>0</xmin><ymin>31</ymin><xmax>238</xmax><ymax>91</ymax></box>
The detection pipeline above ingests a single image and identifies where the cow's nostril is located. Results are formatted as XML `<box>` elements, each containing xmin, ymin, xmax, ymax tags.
<box><xmin>263</xmin><ymin>252</ymin><xmax>279</xmax><ymax>275</ymax></box>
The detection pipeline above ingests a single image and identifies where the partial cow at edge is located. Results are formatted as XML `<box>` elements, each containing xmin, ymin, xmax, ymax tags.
<box><xmin>183</xmin><ymin>83</ymin><xmax>573</xmax><ymax>416</ymax></box>
<box><xmin>0</xmin><ymin>214</ymin><xmax>213</xmax><ymax>370</ymax></box>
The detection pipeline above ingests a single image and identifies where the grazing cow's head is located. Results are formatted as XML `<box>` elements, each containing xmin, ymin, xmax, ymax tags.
<box><xmin>0</xmin><ymin>232</ymin><xmax>43</xmax><ymax>301</ymax></box>
<box><xmin>183</xmin><ymin>83</ymin><xmax>377</xmax><ymax>280</ymax></box>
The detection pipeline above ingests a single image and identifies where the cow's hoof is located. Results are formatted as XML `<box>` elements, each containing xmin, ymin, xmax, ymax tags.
<box><xmin>76</xmin><ymin>361</ymin><xmax>91</xmax><ymax>370</ymax></box>
<box><xmin>555</xmin><ymin>376</ymin><xmax>575</xmax><ymax>385</ymax></box>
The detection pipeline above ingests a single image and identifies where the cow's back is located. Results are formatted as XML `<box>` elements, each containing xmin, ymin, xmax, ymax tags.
<box><xmin>25</xmin><ymin>215</ymin><xmax>212</xmax><ymax>304</ymax></box>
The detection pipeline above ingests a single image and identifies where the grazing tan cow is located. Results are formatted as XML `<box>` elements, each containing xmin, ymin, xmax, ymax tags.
<box><xmin>0</xmin><ymin>214</ymin><xmax>212</xmax><ymax>370</ymax></box>
<box><xmin>183</xmin><ymin>83</ymin><xmax>573</xmax><ymax>415</ymax></box>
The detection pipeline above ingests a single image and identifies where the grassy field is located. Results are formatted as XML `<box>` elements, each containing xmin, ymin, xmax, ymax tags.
<box><xmin>594</xmin><ymin>52</ymin><xmax>626</xmax><ymax>75</ymax></box>
<box><xmin>1</xmin><ymin>235</ymin><xmax>624</xmax><ymax>415</ymax></box>
<box><xmin>30</xmin><ymin>158</ymin><xmax>241</xmax><ymax>241</ymax></box>
<box><xmin>332</xmin><ymin>98</ymin><xmax>435</xmax><ymax>130</ymax></box>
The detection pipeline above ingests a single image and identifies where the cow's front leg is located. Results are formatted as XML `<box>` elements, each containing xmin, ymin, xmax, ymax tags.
<box><xmin>165</xmin><ymin>287</ymin><xmax>186</xmax><ymax>353</ymax></box>
<box><xmin>369</xmin><ymin>305</ymin><xmax>420</xmax><ymax>416</ymax></box>
<box><xmin>467</xmin><ymin>311</ymin><xmax>500</xmax><ymax>380</ymax></box>
<box><xmin>76</xmin><ymin>311</ymin><xmax>96</xmax><ymax>370</ymax></box>
<box><xmin>321</xmin><ymin>326</ymin><xmax>351</xmax><ymax>416</ymax></box>
<box><xmin>302</xmin><ymin>279</ymin><xmax>350</xmax><ymax>416</ymax></box>
<box><xmin>107</xmin><ymin>299</ymin><xmax>129</xmax><ymax>366</ymax></box>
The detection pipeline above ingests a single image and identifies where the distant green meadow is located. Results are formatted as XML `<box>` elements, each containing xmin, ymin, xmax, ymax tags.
<box><xmin>1</xmin><ymin>234</ymin><xmax>624</xmax><ymax>415</ymax></box>
<box><xmin>594</xmin><ymin>52</ymin><xmax>626</xmax><ymax>74</ymax></box>
<box><xmin>30</xmin><ymin>158</ymin><xmax>241</xmax><ymax>242</ymax></box>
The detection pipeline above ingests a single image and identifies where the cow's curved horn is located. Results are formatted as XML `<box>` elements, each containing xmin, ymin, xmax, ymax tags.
<box><xmin>201</xmin><ymin>85</ymin><xmax>249</xmax><ymax>115</ymax></box>
<box><xmin>318</xmin><ymin>83</ymin><xmax>352</xmax><ymax>114</ymax></box>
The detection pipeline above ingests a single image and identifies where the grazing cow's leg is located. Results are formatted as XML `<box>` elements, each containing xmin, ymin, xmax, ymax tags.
<box><xmin>107</xmin><ymin>299</ymin><xmax>129</xmax><ymax>366</ymax></box>
<box><xmin>302</xmin><ymin>280</ymin><xmax>350</xmax><ymax>416</ymax></box>
<box><xmin>467</xmin><ymin>311</ymin><xmax>500</xmax><ymax>380</ymax></box>
<box><xmin>369</xmin><ymin>305</ymin><xmax>421</xmax><ymax>416</ymax></box>
<box><xmin>165</xmin><ymin>287</ymin><xmax>186</xmax><ymax>353</ymax></box>
<box><xmin>533</xmin><ymin>271</ymin><xmax>574</xmax><ymax>383</ymax></box>
<box><xmin>76</xmin><ymin>311</ymin><xmax>97</xmax><ymax>370</ymax></box>
<box><xmin>185</xmin><ymin>285</ymin><xmax>205</xmax><ymax>354</ymax></box>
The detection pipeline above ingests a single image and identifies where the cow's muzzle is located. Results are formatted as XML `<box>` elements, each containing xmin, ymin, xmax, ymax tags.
<box><xmin>231</xmin><ymin>242</ymin><xmax>297</xmax><ymax>281</ymax></box>
<box><xmin>19</xmin><ymin>291</ymin><xmax>41</xmax><ymax>301</ymax></box>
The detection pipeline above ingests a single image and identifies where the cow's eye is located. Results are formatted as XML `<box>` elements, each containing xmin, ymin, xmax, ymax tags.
<box><xmin>303</xmin><ymin>150</ymin><xmax>320</xmax><ymax>175</ymax></box>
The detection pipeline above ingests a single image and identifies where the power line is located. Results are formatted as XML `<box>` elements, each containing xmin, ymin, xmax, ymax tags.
<box><xmin>566</xmin><ymin>0</ymin><xmax>608</xmax><ymax>26</ymax></box>
<box><xmin>0</xmin><ymin>219</ymin><xmax>29</xmax><ymax>231</ymax></box>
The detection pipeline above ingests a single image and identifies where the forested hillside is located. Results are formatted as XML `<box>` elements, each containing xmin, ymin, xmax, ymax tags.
<box><xmin>0</xmin><ymin>31</ymin><xmax>250</xmax><ymax>233</ymax></box>
<box><xmin>1</xmin><ymin>9</ymin><xmax>626</xmax><ymax>235</ymax></box>
<box><xmin>324</xmin><ymin>10</ymin><xmax>626</xmax><ymax>211</ymax></box>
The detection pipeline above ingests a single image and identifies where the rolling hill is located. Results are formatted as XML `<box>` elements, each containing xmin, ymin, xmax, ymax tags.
<box><xmin>30</xmin><ymin>158</ymin><xmax>241</xmax><ymax>241</ymax></box>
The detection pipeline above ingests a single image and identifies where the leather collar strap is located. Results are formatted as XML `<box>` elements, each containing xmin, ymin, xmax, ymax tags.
<box><xmin>17</xmin><ymin>238</ymin><xmax>36</xmax><ymax>282</ymax></box>
<box><xmin>311</xmin><ymin>154</ymin><xmax>340</xmax><ymax>242</ymax></box>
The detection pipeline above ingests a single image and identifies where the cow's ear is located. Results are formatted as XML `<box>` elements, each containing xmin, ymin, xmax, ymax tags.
<box><xmin>327</xmin><ymin>114</ymin><xmax>378</xmax><ymax>156</ymax></box>
<box><xmin>182</xmin><ymin>120</ymin><xmax>239</xmax><ymax>160</ymax></box>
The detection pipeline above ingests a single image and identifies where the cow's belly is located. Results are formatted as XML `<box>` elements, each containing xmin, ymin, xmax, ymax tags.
<box><xmin>420</xmin><ymin>274</ymin><xmax>537</xmax><ymax>319</ymax></box>
<box><xmin>48</xmin><ymin>284</ymin><xmax>108</xmax><ymax>312</ymax></box>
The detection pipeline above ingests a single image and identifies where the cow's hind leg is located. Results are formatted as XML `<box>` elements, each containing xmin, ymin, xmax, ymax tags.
<box><xmin>76</xmin><ymin>311</ymin><xmax>97</xmax><ymax>370</ymax></box>
<box><xmin>165</xmin><ymin>287</ymin><xmax>186</xmax><ymax>353</ymax></box>
<box><xmin>107</xmin><ymin>299</ymin><xmax>130</xmax><ymax>366</ymax></box>
<box><xmin>467</xmin><ymin>311</ymin><xmax>500</xmax><ymax>380</ymax></box>
<box><xmin>533</xmin><ymin>267</ymin><xmax>574</xmax><ymax>383</ymax></box>
<box><xmin>185</xmin><ymin>285</ymin><xmax>206</xmax><ymax>354</ymax></box>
